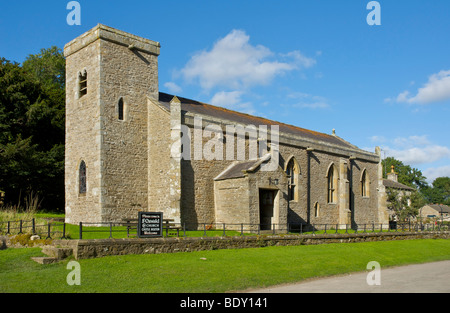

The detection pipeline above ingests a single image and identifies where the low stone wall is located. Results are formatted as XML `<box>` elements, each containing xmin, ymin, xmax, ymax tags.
<box><xmin>52</xmin><ymin>231</ymin><xmax>450</xmax><ymax>260</ymax></box>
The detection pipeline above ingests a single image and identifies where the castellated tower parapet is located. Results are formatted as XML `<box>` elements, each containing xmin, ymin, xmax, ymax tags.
<box><xmin>64</xmin><ymin>24</ymin><xmax>160</xmax><ymax>224</ymax></box>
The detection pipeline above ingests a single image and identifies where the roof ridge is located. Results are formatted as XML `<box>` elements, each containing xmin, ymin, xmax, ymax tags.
<box><xmin>159</xmin><ymin>92</ymin><xmax>337</xmax><ymax>140</ymax></box>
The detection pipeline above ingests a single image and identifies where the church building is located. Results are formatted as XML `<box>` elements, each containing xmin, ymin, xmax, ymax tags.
<box><xmin>64</xmin><ymin>24</ymin><xmax>388</xmax><ymax>229</ymax></box>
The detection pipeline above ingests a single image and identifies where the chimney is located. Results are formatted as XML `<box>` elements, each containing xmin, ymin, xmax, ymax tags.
<box><xmin>387</xmin><ymin>165</ymin><xmax>398</xmax><ymax>182</ymax></box>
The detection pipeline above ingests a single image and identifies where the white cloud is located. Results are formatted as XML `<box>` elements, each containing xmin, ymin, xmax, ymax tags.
<box><xmin>392</xmin><ymin>135</ymin><xmax>430</xmax><ymax>148</ymax></box>
<box><xmin>286</xmin><ymin>92</ymin><xmax>330</xmax><ymax>109</ymax></box>
<box><xmin>370</xmin><ymin>135</ymin><xmax>387</xmax><ymax>143</ymax></box>
<box><xmin>210</xmin><ymin>90</ymin><xmax>255</xmax><ymax>114</ymax></box>
<box><xmin>423</xmin><ymin>166</ymin><xmax>450</xmax><ymax>183</ymax></box>
<box><xmin>180</xmin><ymin>29</ymin><xmax>315</xmax><ymax>90</ymax></box>
<box><xmin>396</xmin><ymin>70</ymin><xmax>450</xmax><ymax>104</ymax></box>
<box><xmin>396</xmin><ymin>91</ymin><xmax>411</xmax><ymax>103</ymax></box>
<box><xmin>377</xmin><ymin>135</ymin><xmax>450</xmax><ymax>165</ymax></box>
<box><xmin>366</xmin><ymin>135</ymin><xmax>450</xmax><ymax>178</ymax></box>
<box><xmin>281</xmin><ymin>50</ymin><xmax>316</xmax><ymax>68</ymax></box>
<box><xmin>210</xmin><ymin>90</ymin><xmax>243</xmax><ymax>107</ymax></box>
<box><xmin>163</xmin><ymin>82</ymin><xmax>182</xmax><ymax>94</ymax></box>
<box><xmin>385</xmin><ymin>145</ymin><xmax>450</xmax><ymax>165</ymax></box>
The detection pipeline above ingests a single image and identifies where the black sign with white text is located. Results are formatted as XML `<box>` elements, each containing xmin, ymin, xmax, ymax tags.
<box><xmin>138</xmin><ymin>212</ymin><xmax>163</xmax><ymax>238</ymax></box>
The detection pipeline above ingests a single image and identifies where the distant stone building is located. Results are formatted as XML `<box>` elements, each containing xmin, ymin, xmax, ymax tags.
<box><xmin>383</xmin><ymin>166</ymin><xmax>415</xmax><ymax>221</ymax></box>
<box><xmin>419</xmin><ymin>204</ymin><xmax>450</xmax><ymax>222</ymax></box>
<box><xmin>64</xmin><ymin>24</ymin><xmax>388</xmax><ymax>229</ymax></box>
<box><xmin>383</xmin><ymin>166</ymin><xmax>415</xmax><ymax>194</ymax></box>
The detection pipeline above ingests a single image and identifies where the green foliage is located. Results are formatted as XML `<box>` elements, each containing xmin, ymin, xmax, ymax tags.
<box><xmin>410</xmin><ymin>190</ymin><xmax>427</xmax><ymax>211</ymax></box>
<box><xmin>8</xmin><ymin>234</ymin><xmax>53</xmax><ymax>247</ymax></box>
<box><xmin>421</xmin><ymin>177</ymin><xmax>450</xmax><ymax>205</ymax></box>
<box><xmin>382</xmin><ymin>157</ymin><xmax>427</xmax><ymax>190</ymax></box>
<box><xmin>0</xmin><ymin>47</ymin><xmax>65</xmax><ymax>211</ymax></box>
<box><xmin>385</xmin><ymin>187</ymin><xmax>426</xmax><ymax>221</ymax></box>
<box><xmin>382</xmin><ymin>157</ymin><xmax>449</xmax><ymax>207</ymax></box>
<box><xmin>386</xmin><ymin>187</ymin><xmax>410</xmax><ymax>221</ymax></box>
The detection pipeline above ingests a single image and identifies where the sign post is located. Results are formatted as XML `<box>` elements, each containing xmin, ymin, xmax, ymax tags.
<box><xmin>138</xmin><ymin>212</ymin><xmax>163</xmax><ymax>238</ymax></box>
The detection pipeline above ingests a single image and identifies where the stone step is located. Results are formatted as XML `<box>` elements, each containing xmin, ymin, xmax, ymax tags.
<box><xmin>42</xmin><ymin>246</ymin><xmax>73</xmax><ymax>260</ymax></box>
<box><xmin>31</xmin><ymin>257</ymin><xmax>58</xmax><ymax>265</ymax></box>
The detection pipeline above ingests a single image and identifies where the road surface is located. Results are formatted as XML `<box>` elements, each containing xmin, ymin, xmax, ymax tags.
<box><xmin>247</xmin><ymin>261</ymin><xmax>450</xmax><ymax>293</ymax></box>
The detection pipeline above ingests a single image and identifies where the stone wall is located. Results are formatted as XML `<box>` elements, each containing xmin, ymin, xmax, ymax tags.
<box><xmin>278</xmin><ymin>145</ymin><xmax>380</xmax><ymax>227</ymax></box>
<box><xmin>52</xmin><ymin>232</ymin><xmax>450</xmax><ymax>260</ymax></box>
<box><xmin>99</xmin><ymin>35</ymin><xmax>158</xmax><ymax>222</ymax></box>
<box><xmin>65</xmin><ymin>25</ymin><xmax>160</xmax><ymax>224</ymax></box>
<box><xmin>65</xmin><ymin>33</ymin><xmax>102</xmax><ymax>224</ymax></box>
<box><xmin>214</xmin><ymin>177</ymin><xmax>250</xmax><ymax>226</ymax></box>
<box><xmin>148</xmin><ymin>98</ymin><xmax>173</xmax><ymax>216</ymax></box>
<box><xmin>177</xmin><ymin>112</ymin><xmax>382</xmax><ymax>229</ymax></box>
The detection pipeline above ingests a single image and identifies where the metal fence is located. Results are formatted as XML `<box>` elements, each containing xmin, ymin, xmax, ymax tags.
<box><xmin>2</xmin><ymin>219</ymin><xmax>448</xmax><ymax>240</ymax></box>
<box><xmin>77</xmin><ymin>222</ymin><xmax>131</xmax><ymax>239</ymax></box>
<box><xmin>77</xmin><ymin>221</ymin><xmax>449</xmax><ymax>239</ymax></box>
<box><xmin>0</xmin><ymin>218</ymin><xmax>66</xmax><ymax>239</ymax></box>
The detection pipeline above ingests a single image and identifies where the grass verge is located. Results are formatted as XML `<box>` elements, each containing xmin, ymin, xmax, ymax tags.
<box><xmin>1</xmin><ymin>239</ymin><xmax>449</xmax><ymax>293</ymax></box>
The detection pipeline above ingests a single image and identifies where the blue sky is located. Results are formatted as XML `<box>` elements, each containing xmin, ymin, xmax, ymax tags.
<box><xmin>1</xmin><ymin>0</ymin><xmax>449</xmax><ymax>183</ymax></box>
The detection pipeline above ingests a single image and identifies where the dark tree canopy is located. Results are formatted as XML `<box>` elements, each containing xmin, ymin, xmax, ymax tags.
<box><xmin>0</xmin><ymin>47</ymin><xmax>65</xmax><ymax>211</ymax></box>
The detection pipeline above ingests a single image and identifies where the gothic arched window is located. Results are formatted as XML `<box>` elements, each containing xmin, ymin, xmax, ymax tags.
<box><xmin>361</xmin><ymin>169</ymin><xmax>370</xmax><ymax>197</ymax></box>
<box><xmin>314</xmin><ymin>202</ymin><xmax>320</xmax><ymax>217</ymax></box>
<box><xmin>327</xmin><ymin>164</ymin><xmax>338</xmax><ymax>204</ymax></box>
<box><xmin>286</xmin><ymin>157</ymin><xmax>300</xmax><ymax>202</ymax></box>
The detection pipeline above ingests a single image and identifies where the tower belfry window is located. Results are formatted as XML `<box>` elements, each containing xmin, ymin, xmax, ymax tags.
<box><xmin>79</xmin><ymin>71</ymin><xmax>87</xmax><ymax>97</ymax></box>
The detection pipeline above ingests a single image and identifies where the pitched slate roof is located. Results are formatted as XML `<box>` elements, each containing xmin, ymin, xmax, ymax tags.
<box><xmin>158</xmin><ymin>92</ymin><xmax>356</xmax><ymax>150</ymax></box>
<box><xmin>425</xmin><ymin>204</ymin><xmax>450</xmax><ymax>214</ymax></box>
<box><xmin>214</xmin><ymin>154</ymin><xmax>272</xmax><ymax>181</ymax></box>
<box><xmin>383</xmin><ymin>179</ymin><xmax>415</xmax><ymax>191</ymax></box>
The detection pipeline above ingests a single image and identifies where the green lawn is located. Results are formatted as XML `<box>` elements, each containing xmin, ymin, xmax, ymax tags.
<box><xmin>1</xmin><ymin>239</ymin><xmax>449</xmax><ymax>293</ymax></box>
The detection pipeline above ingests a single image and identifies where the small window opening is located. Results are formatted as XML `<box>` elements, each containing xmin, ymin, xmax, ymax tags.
<box><xmin>118</xmin><ymin>98</ymin><xmax>124</xmax><ymax>121</ymax></box>
<box><xmin>79</xmin><ymin>161</ymin><xmax>87</xmax><ymax>194</ymax></box>
<box><xmin>79</xmin><ymin>71</ymin><xmax>87</xmax><ymax>97</ymax></box>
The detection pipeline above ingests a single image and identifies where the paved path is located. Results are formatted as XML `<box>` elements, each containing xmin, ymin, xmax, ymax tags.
<box><xmin>247</xmin><ymin>261</ymin><xmax>450</xmax><ymax>293</ymax></box>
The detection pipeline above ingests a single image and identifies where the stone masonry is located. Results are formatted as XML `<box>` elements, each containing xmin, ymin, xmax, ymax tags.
<box><xmin>65</xmin><ymin>24</ymin><xmax>388</xmax><ymax>229</ymax></box>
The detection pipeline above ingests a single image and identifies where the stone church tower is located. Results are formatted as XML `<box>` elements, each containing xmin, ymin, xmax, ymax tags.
<box><xmin>64</xmin><ymin>24</ymin><xmax>160</xmax><ymax>224</ymax></box>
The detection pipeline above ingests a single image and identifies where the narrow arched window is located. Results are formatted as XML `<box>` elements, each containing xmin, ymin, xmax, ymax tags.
<box><xmin>78</xmin><ymin>71</ymin><xmax>87</xmax><ymax>97</ymax></box>
<box><xmin>286</xmin><ymin>157</ymin><xmax>299</xmax><ymax>201</ymax></box>
<box><xmin>361</xmin><ymin>170</ymin><xmax>370</xmax><ymax>197</ymax></box>
<box><xmin>314</xmin><ymin>202</ymin><xmax>320</xmax><ymax>217</ymax></box>
<box><xmin>118</xmin><ymin>98</ymin><xmax>124</xmax><ymax>121</ymax></box>
<box><xmin>327</xmin><ymin>164</ymin><xmax>337</xmax><ymax>203</ymax></box>
<box><xmin>79</xmin><ymin>161</ymin><xmax>87</xmax><ymax>194</ymax></box>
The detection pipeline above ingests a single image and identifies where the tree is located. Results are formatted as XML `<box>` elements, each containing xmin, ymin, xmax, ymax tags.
<box><xmin>386</xmin><ymin>188</ymin><xmax>410</xmax><ymax>221</ymax></box>
<box><xmin>386</xmin><ymin>187</ymin><xmax>422</xmax><ymax>222</ymax></box>
<box><xmin>421</xmin><ymin>177</ymin><xmax>450</xmax><ymax>205</ymax></box>
<box><xmin>0</xmin><ymin>47</ymin><xmax>65</xmax><ymax>211</ymax></box>
<box><xmin>382</xmin><ymin>157</ymin><xmax>428</xmax><ymax>190</ymax></box>
<box><xmin>410</xmin><ymin>190</ymin><xmax>426</xmax><ymax>220</ymax></box>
